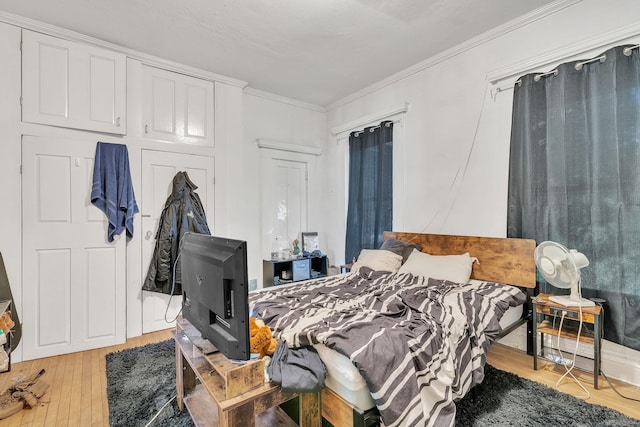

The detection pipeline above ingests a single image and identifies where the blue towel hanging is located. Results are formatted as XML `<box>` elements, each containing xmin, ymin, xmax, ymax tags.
<box><xmin>91</xmin><ymin>142</ymin><xmax>139</xmax><ymax>242</ymax></box>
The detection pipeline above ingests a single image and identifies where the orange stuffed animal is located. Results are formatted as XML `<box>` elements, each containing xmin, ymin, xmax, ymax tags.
<box><xmin>249</xmin><ymin>317</ymin><xmax>278</xmax><ymax>359</ymax></box>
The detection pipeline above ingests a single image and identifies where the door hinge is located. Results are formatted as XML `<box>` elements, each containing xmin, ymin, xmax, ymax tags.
<box><xmin>19</xmin><ymin>164</ymin><xmax>22</xmax><ymax>174</ymax></box>
<box><xmin>19</xmin><ymin>40</ymin><xmax>22</xmax><ymax>52</ymax></box>
<box><xmin>19</xmin><ymin>96</ymin><xmax>22</xmax><ymax>107</ymax></box>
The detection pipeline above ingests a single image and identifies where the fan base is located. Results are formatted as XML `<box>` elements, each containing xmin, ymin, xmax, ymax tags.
<box><xmin>549</xmin><ymin>295</ymin><xmax>595</xmax><ymax>307</ymax></box>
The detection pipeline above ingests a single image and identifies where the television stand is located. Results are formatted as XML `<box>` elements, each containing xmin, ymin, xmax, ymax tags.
<box><xmin>174</xmin><ymin>317</ymin><xmax>321</xmax><ymax>426</ymax></box>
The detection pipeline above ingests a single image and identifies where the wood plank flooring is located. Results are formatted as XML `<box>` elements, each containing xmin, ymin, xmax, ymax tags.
<box><xmin>0</xmin><ymin>332</ymin><xmax>637</xmax><ymax>426</ymax></box>
<box><xmin>0</xmin><ymin>330</ymin><xmax>172</xmax><ymax>427</ymax></box>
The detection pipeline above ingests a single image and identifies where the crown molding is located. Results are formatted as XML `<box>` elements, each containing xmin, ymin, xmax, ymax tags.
<box><xmin>0</xmin><ymin>10</ymin><xmax>247</xmax><ymax>88</ymax></box>
<box><xmin>330</xmin><ymin>103</ymin><xmax>409</xmax><ymax>136</ymax></box>
<box><xmin>326</xmin><ymin>0</ymin><xmax>581</xmax><ymax>111</ymax></box>
<box><xmin>244</xmin><ymin>87</ymin><xmax>325</xmax><ymax>113</ymax></box>
<box><xmin>487</xmin><ymin>21</ymin><xmax>640</xmax><ymax>85</ymax></box>
<box><xmin>256</xmin><ymin>139</ymin><xmax>322</xmax><ymax>156</ymax></box>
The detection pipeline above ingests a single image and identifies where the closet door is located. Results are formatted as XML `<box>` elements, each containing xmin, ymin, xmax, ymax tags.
<box><xmin>141</xmin><ymin>150</ymin><xmax>214</xmax><ymax>333</ymax></box>
<box><xmin>21</xmin><ymin>30</ymin><xmax>126</xmax><ymax>134</ymax></box>
<box><xmin>141</xmin><ymin>65</ymin><xmax>214</xmax><ymax>146</ymax></box>
<box><xmin>22</xmin><ymin>136</ymin><xmax>126</xmax><ymax>360</ymax></box>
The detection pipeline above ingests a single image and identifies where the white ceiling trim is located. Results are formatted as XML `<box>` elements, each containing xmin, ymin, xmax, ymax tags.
<box><xmin>0</xmin><ymin>10</ymin><xmax>247</xmax><ymax>88</ymax></box>
<box><xmin>330</xmin><ymin>103</ymin><xmax>409</xmax><ymax>136</ymax></box>
<box><xmin>244</xmin><ymin>87</ymin><xmax>325</xmax><ymax>113</ymax></box>
<box><xmin>325</xmin><ymin>0</ymin><xmax>581</xmax><ymax>111</ymax></box>
<box><xmin>487</xmin><ymin>20</ymin><xmax>640</xmax><ymax>85</ymax></box>
<box><xmin>256</xmin><ymin>139</ymin><xmax>322</xmax><ymax>156</ymax></box>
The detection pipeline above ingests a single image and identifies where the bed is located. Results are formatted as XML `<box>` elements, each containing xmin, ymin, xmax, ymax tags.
<box><xmin>250</xmin><ymin>232</ymin><xmax>536</xmax><ymax>427</ymax></box>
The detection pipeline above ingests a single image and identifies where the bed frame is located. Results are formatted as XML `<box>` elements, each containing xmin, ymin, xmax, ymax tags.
<box><xmin>320</xmin><ymin>232</ymin><xmax>536</xmax><ymax>427</ymax></box>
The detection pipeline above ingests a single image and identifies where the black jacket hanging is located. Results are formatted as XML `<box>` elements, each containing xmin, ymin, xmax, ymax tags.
<box><xmin>143</xmin><ymin>171</ymin><xmax>211</xmax><ymax>295</ymax></box>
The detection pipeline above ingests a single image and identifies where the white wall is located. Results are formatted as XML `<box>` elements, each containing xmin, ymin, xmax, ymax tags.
<box><xmin>323</xmin><ymin>0</ymin><xmax>640</xmax><ymax>385</ymax></box>
<box><xmin>0</xmin><ymin>22</ymin><xmax>22</xmax><ymax>340</ymax></box>
<box><xmin>241</xmin><ymin>89</ymin><xmax>326</xmax><ymax>287</ymax></box>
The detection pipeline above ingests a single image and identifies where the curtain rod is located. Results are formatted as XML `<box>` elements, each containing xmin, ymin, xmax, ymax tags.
<box><xmin>330</xmin><ymin>103</ymin><xmax>409</xmax><ymax>136</ymax></box>
<box><xmin>624</xmin><ymin>44</ymin><xmax>640</xmax><ymax>56</ymax></box>
<box><xmin>352</xmin><ymin>121</ymin><xmax>393</xmax><ymax>137</ymax></box>
<box><xmin>492</xmin><ymin>46</ymin><xmax>639</xmax><ymax>98</ymax></box>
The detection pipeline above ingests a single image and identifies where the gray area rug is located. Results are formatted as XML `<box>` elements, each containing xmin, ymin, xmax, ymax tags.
<box><xmin>106</xmin><ymin>340</ymin><xmax>639</xmax><ymax>427</ymax></box>
<box><xmin>106</xmin><ymin>339</ymin><xmax>194</xmax><ymax>427</ymax></box>
<box><xmin>456</xmin><ymin>364</ymin><xmax>639</xmax><ymax>426</ymax></box>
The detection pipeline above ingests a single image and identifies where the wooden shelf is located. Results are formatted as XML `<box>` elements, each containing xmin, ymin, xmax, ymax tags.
<box><xmin>184</xmin><ymin>384</ymin><xmax>219</xmax><ymax>426</ymax></box>
<box><xmin>532</xmin><ymin>293</ymin><xmax>602</xmax><ymax>388</ymax></box>
<box><xmin>536</xmin><ymin>320</ymin><xmax>594</xmax><ymax>344</ymax></box>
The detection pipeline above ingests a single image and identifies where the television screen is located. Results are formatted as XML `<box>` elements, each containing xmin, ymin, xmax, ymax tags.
<box><xmin>180</xmin><ymin>232</ymin><xmax>250</xmax><ymax>360</ymax></box>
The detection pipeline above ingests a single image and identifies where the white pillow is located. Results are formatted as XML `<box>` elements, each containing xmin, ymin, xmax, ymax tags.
<box><xmin>351</xmin><ymin>249</ymin><xmax>403</xmax><ymax>273</ymax></box>
<box><xmin>397</xmin><ymin>249</ymin><xmax>474</xmax><ymax>284</ymax></box>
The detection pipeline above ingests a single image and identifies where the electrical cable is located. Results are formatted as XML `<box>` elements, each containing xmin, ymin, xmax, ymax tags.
<box><xmin>547</xmin><ymin>295</ymin><xmax>640</xmax><ymax>403</ymax></box>
<box><xmin>600</xmin><ymin>369</ymin><xmax>640</xmax><ymax>402</ymax></box>
<box><xmin>554</xmin><ymin>306</ymin><xmax>590</xmax><ymax>399</ymax></box>
<box><xmin>164</xmin><ymin>234</ymin><xmax>187</xmax><ymax>323</ymax></box>
<box><xmin>595</xmin><ymin>304</ymin><xmax>640</xmax><ymax>402</ymax></box>
<box><xmin>144</xmin><ymin>393</ymin><xmax>177</xmax><ymax>427</ymax></box>
<box><xmin>405</xmin><ymin>79</ymin><xmax>491</xmax><ymax>243</ymax></box>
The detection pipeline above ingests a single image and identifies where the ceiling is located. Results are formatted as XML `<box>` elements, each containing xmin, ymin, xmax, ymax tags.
<box><xmin>0</xmin><ymin>0</ymin><xmax>557</xmax><ymax>106</ymax></box>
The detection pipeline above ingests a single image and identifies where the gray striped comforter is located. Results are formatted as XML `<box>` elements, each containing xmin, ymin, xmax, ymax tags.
<box><xmin>250</xmin><ymin>269</ymin><xmax>526</xmax><ymax>427</ymax></box>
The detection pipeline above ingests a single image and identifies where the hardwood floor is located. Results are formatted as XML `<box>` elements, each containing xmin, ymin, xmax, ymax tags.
<box><xmin>0</xmin><ymin>333</ymin><xmax>637</xmax><ymax>426</ymax></box>
<box><xmin>0</xmin><ymin>329</ymin><xmax>173</xmax><ymax>427</ymax></box>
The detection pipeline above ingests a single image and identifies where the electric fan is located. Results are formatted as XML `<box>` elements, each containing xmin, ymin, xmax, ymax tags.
<box><xmin>534</xmin><ymin>241</ymin><xmax>595</xmax><ymax>307</ymax></box>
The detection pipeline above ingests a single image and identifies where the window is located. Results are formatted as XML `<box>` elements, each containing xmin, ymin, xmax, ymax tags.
<box><xmin>507</xmin><ymin>45</ymin><xmax>640</xmax><ymax>351</ymax></box>
<box><xmin>345</xmin><ymin>121</ymin><xmax>393</xmax><ymax>263</ymax></box>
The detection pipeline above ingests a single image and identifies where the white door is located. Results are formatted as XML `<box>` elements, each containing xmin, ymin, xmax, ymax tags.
<box><xmin>141</xmin><ymin>65</ymin><xmax>214</xmax><ymax>146</ymax></box>
<box><xmin>262</xmin><ymin>157</ymin><xmax>308</xmax><ymax>258</ymax></box>
<box><xmin>141</xmin><ymin>150</ymin><xmax>214</xmax><ymax>333</ymax></box>
<box><xmin>21</xmin><ymin>30</ymin><xmax>126</xmax><ymax>134</ymax></box>
<box><xmin>22</xmin><ymin>136</ymin><xmax>126</xmax><ymax>360</ymax></box>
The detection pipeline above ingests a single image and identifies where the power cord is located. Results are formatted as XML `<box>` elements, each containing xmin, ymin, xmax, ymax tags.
<box><xmin>600</xmin><ymin>369</ymin><xmax>640</xmax><ymax>402</ymax></box>
<box><xmin>144</xmin><ymin>393</ymin><xmax>177</xmax><ymax>427</ymax></box>
<box><xmin>165</xmin><ymin>234</ymin><xmax>187</xmax><ymax>323</ymax></box>
<box><xmin>554</xmin><ymin>308</ymin><xmax>591</xmax><ymax>399</ymax></box>
<box><xmin>549</xmin><ymin>297</ymin><xmax>640</xmax><ymax>403</ymax></box>
<box><xmin>594</xmin><ymin>304</ymin><xmax>640</xmax><ymax>403</ymax></box>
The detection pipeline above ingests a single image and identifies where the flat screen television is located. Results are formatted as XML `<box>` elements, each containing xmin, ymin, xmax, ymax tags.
<box><xmin>180</xmin><ymin>232</ymin><xmax>250</xmax><ymax>360</ymax></box>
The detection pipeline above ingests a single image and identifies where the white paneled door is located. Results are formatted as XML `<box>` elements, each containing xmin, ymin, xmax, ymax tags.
<box><xmin>22</xmin><ymin>136</ymin><xmax>126</xmax><ymax>360</ymax></box>
<box><xmin>21</xmin><ymin>30</ymin><xmax>126</xmax><ymax>134</ymax></box>
<box><xmin>141</xmin><ymin>65</ymin><xmax>214</xmax><ymax>146</ymax></box>
<box><xmin>141</xmin><ymin>150</ymin><xmax>214</xmax><ymax>333</ymax></box>
<box><xmin>261</xmin><ymin>156</ymin><xmax>308</xmax><ymax>258</ymax></box>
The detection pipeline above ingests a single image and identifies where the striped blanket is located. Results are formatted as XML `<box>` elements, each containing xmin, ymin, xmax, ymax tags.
<box><xmin>250</xmin><ymin>269</ymin><xmax>526</xmax><ymax>427</ymax></box>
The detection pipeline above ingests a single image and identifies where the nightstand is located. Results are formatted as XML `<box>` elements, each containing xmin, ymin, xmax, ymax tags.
<box><xmin>531</xmin><ymin>293</ymin><xmax>602</xmax><ymax>388</ymax></box>
<box><xmin>339</xmin><ymin>263</ymin><xmax>352</xmax><ymax>273</ymax></box>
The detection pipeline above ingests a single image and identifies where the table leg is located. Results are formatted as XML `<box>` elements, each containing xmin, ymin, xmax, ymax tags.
<box><xmin>532</xmin><ymin>309</ymin><xmax>538</xmax><ymax>370</ymax></box>
<box><xmin>175</xmin><ymin>340</ymin><xmax>184</xmax><ymax>411</ymax></box>
<box><xmin>299</xmin><ymin>392</ymin><xmax>321</xmax><ymax>427</ymax></box>
<box><xmin>594</xmin><ymin>313</ymin><xmax>601</xmax><ymax>389</ymax></box>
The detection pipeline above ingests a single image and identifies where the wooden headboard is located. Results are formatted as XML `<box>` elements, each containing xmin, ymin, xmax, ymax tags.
<box><xmin>383</xmin><ymin>231</ymin><xmax>536</xmax><ymax>288</ymax></box>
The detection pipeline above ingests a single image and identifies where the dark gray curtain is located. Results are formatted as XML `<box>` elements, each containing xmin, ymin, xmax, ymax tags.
<box><xmin>345</xmin><ymin>121</ymin><xmax>393</xmax><ymax>264</ymax></box>
<box><xmin>507</xmin><ymin>45</ymin><xmax>640</xmax><ymax>351</ymax></box>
